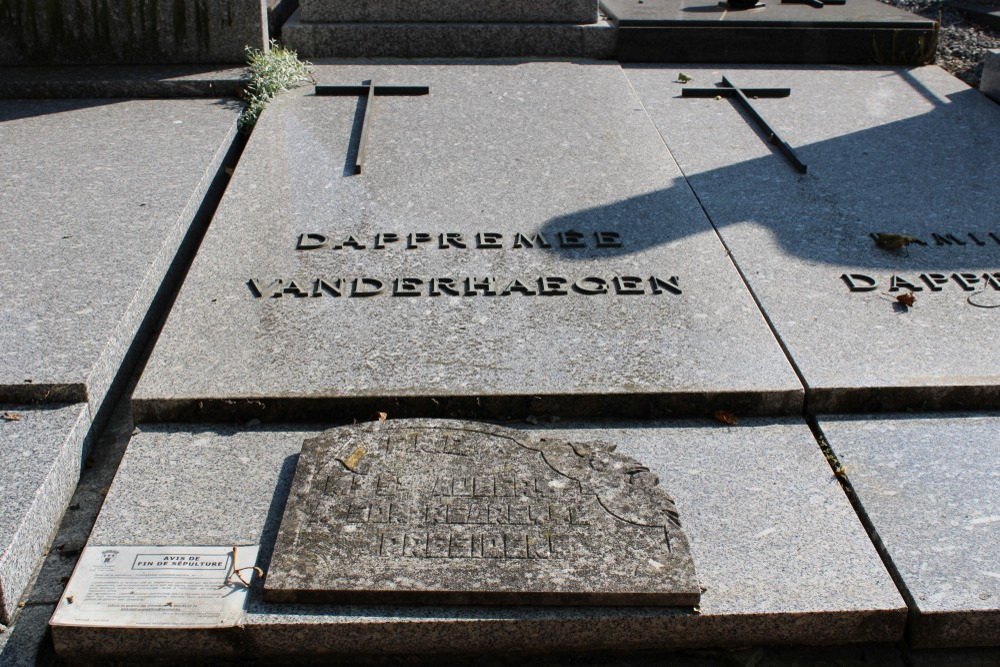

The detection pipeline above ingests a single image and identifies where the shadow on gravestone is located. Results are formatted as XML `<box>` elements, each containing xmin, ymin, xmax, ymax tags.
<box><xmin>0</xmin><ymin>98</ymin><xmax>124</xmax><ymax>123</ymax></box>
<box><xmin>539</xmin><ymin>66</ymin><xmax>1000</xmax><ymax>412</ymax></box>
<box><xmin>248</xmin><ymin>452</ymin><xmax>301</xmax><ymax>576</ymax></box>
<box><xmin>540</xmin><ymin>81</ymin><xmax>997</xmax><ymax>275</ymax></box>
<box><xmin>0</xmin><ymin>96</ymin><xmax>244</xmax><ymax>124</ymax></box>
<box><xmin>0</xmin><ymin>65</ymin><xmax>249</xmax><ymax>101</ymax></box>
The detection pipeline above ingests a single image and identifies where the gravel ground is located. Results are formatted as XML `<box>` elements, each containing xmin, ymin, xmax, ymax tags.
<box><xmin>880</xmin><ymin>0</ymin><xmax>1000</xmax><ymax>87</ymax></box>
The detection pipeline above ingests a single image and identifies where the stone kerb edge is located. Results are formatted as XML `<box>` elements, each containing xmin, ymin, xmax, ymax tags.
<box><xmin>983</xmin><ymin>50</ymin><xmax>1000</xmax><ymax>103</ymax></box>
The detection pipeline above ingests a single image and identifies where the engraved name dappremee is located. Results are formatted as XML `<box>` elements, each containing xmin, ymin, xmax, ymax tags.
<box><xmin>264</xmin><ymin>419</ymin><xmax>700</xmax><ymax>606</ymax></box>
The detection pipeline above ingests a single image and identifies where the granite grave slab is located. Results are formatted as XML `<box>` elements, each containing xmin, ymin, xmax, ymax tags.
<box><xmin>265</xmin><ymin>420</ymin><xmax>700</xmax><ymax>605</ymax></box>
<box><xmin>51</xmin><ymin>419</ymin><xmax>905</xmax><ymax>660</ymax></box>
<box><xmin>820</xmin><ymin>413</ymin><xmax>1000</xmax><ymax>648</ymax></box>
<box><xmin>0</xmin><ymin>97</ymin><xmax>239</xmax><ymax>414</ymax></box>
<box><xmin>624</xmin><ymin>64</ymin><xmax>1000</xmax><ymax>413</ymax></box>
<box><xmin>133</xmin><ymin>61</ymin><xmax>802</xmax><ymax>423</ymax></box>
<box><xmin>0</xmin><ymin>96</ymin><xmax>239</xmax><ymax>623</ymax></box>
<box><xmin>602</xmin><ymin>0</ymin><xmax>937</xmax><ymax>64</ymax></box>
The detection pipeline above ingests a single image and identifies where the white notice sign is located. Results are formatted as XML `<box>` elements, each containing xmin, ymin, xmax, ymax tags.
<box><xmin>50</xmin><ymin>545</ymin><xmax>260</xmax><ymax>628</ymax></box>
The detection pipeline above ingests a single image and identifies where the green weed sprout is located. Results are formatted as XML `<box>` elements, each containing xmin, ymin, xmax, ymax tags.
<box><xmin>238</xmin><ymin>40</ymin><xmax>313</xmax><ymax>132</ymax></box>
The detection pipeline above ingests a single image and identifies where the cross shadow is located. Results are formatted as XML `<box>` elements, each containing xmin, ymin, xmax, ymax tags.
<box><xmin>538</xmin><ymin>82</ymin><xmax>999</xmax><ymax>275</ymax></box>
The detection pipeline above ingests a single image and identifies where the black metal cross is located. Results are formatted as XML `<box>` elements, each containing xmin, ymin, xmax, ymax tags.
<box><xmin>681</xmin><ymin>75</ymin><xmax>807</xmax><ymax>174</ymax></box>
<box><xmin>315</xmin><ymin>80</ymin><xmax>429</xmax><ymax>175</ymax></box>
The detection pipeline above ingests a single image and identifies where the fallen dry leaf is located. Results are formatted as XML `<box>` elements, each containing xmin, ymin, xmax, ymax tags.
<box><xmin>874</xmin><ymin>233</ymin><xmax>918</xmax><ymax>253</ymax></box>
<box><xmin>713</xmin><ymin>410</ymin><xmax>738</xmax><ymax>426</ymax></box>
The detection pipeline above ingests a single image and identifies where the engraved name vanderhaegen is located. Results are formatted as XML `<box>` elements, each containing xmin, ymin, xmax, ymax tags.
<box><xmin>247</xmin><ymin>230</ymin><xmax>682</xmax><ymax>300</ymax></box>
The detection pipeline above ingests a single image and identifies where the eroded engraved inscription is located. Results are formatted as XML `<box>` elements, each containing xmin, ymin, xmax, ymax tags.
<box><xmin>264</xmin><ymin>419</ymin><xmax>700</xmax><ymax>606</ymax></box>
<box><xmin>869</xmin><ymin>230</ymin><xmax>1000</xmax><ymax>250</ymax></box>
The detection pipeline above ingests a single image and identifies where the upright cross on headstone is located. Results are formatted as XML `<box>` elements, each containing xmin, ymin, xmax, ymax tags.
<box><xmin>315</xmin><ymin>80</ymin><xmax>430</xmax><ymax>175</ymax></box>
<box><xmin>682</xmin><ymin>75</ymin><xmax>807</xmax><ymax>174</ymax></box>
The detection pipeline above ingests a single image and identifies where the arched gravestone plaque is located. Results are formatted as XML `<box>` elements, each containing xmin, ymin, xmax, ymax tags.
<box><xmin>264</xmin><ymin>420</ymin><xmax>700</xmax><ymax>605</ymax></box>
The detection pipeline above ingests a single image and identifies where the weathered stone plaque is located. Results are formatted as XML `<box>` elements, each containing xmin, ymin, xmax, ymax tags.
<box><xmin>265</xmin><ymin>419</ymin><xmax>700</xmax><ymax>605</ymax></box>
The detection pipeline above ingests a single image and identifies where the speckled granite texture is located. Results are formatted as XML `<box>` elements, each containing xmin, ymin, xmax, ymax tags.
<box><xmin>299</xmin><ymin>0</ymin><xmax>598</xmax><ymax>23</ymax></box>
<box><xmin>0</xmin><ymin>97</ymin><xmax>239</xmax><ymax>416</ymax></box>
<box><xmin>624</xmin><ymin>64</ymin><xmax>1000</xmax><ymax>413</ymax></box>
<box><xmin>53</xmin><ymin>419</ymin><xmax>904</xmax><ymax>659</ymax></box>
<box><xmin>282</xmin><ymin>11</ymin><xmax>617</xmax><ymax>58</ymax></box>
<box><xmin>0</xmin><ymin>0</ymin><xmax>268</xmax><ymax>65</ymax></box>
<box><xmin>133</xmin><ymin>61</ymin><xmax>802</xmax><ymax>423</ymax></box>
<box><xmin>820</xmin><ymin>413</ymin><xmax>1000</xmax><ymax>648</ymax></box>
<box><xmin>0</xmin><ymin>404</ymin><xmax>88</xmax><ymax>625</ymax></box>
<box><xmin>0</xmin><ymin>96</ymin><xmax>238</xmax><ymax>626</ymax></box>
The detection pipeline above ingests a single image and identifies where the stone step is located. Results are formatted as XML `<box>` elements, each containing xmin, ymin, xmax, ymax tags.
<box><xmin>282</xmin><ymin>10</ymin><xmax>616</xmax><ymax>58</ymax></box>
<box><xmin>0</xmin><ymin>95</ymin><xmax>240</xmax><ymax>626</ymax></box>
<box><xmin>299</xmin><ymin>0</ymin><xmax>599</xmax><ymax>24</ymax></box>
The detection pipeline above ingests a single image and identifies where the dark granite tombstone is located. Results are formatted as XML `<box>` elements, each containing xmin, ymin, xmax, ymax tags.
<box><xmin>0</xmin><ymin>0</ymin><xmax>270</xmax><ymax>65</ymax></box>
<box><xmin>265</xmin><ymin>419</ymin><xmax>700</xmax><ymax>605</ymax></box>
<box><xmin>601</xmin><ymin>0</ymin><xmax>937</xmax><ymax>64</ymax></box>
